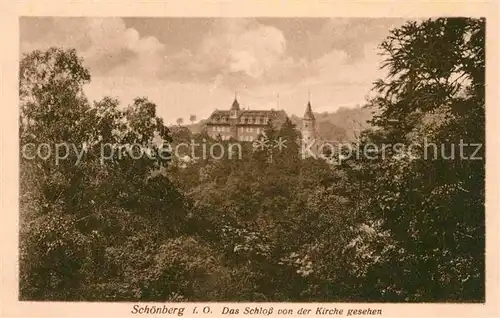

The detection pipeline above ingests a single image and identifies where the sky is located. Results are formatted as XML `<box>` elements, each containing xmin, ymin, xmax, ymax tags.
<box><xmin>20</xmin><ymin>17</ymin><xmax>406</xmax><ymax>124</ymax></box>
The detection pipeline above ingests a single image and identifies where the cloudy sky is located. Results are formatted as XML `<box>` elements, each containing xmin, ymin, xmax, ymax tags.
<box><xmin>20</xmin><ymin>17</ymin><xmax>405</xmax><ymax>124</ymax></box>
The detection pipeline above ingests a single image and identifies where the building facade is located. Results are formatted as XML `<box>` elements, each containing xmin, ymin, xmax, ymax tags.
<box><xmin>206</xmin><ymin>97</ymin><xmax>288</xmax><ymax>142</ymax></box>
<box><xmin>206</xmin><ymin>96</ymin><xmax>318</xmax><ymax>153</ymax></box>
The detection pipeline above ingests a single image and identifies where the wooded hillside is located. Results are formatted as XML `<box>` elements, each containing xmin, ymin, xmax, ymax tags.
<box><xmin>19</xmin><ymin>18</ymin><xmax>484</xmax><ymax>302</ymax></box>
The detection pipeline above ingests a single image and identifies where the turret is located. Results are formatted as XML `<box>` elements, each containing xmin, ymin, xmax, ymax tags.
<box><xmin>230</xmin><ymin>93</ymin><xmax>240</xmax><ymax>118</ymax></box>
<box><xmin>302</xmin><ymin>100</ymin><xmax>316</xmax><ymax>143</ymax></box>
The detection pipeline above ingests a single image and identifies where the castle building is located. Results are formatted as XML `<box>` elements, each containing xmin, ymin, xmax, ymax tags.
<box><xmin>206</xmin><ymin>96</ymin><xmax>288</xmax><ymax>141</ymax></box>
<box><xmin>206</xmin><ymin>95</ymin><xmax>318</xmax><ymax>155</ymax></box>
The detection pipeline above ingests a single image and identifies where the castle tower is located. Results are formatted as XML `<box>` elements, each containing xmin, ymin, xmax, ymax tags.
<box><xmin>229</xmin><ymin>94</ymin><xmax>240</xmax><ymax>139</ymax></box>
<box><xmin>302</xmin><ymin>99</ymin><xmax>316</xmax><ymax>144</ymax></box>
<box><xmin>230</xmin><ymin>93</ymin><xmax>240</xmax><ymax>117</ymax></box>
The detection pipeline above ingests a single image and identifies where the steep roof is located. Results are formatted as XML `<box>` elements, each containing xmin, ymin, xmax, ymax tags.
<box><xmin>303</xmin><ymin>101</ymin><xmax>315</xmax><ymax>120</ymax></box>
<box><xmin>230</xmin><ymin>97</ymin><xmax>240</xmax><ymax>111</ymax></box>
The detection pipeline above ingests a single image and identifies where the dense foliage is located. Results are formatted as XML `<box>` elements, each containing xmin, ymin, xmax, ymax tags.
<box><xmin>19</xmin><ymin>18</ymin><xmax>484</xmax><ymax>302</ymax></box>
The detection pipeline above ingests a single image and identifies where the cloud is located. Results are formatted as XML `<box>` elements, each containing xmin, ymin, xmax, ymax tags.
<box><xmin>20</xmin><ymin>17</ymin><xmax>402</xmax><ymax>121</ymax></box>
<box><xmin>82</xmin><ymin>20</ymin><xmax>389</xmax><ymax>121</ymax></box>
<box><xmin>179</xmin><ymin>19</ymin><xmax>288</xmax><ymax>82</ymax></box>
<box><xmin>226</xmin><ymin>23</ymin><xmax>286</xmax><ymax>77</ymax></box>
<box><xmin>20</xmin><ymin>17</ymin><xmax>166</xmax><ymax>78</ymax></box>
<box><xmin>166</xmin><ymin>17</ymin><xmax>397</xmax><ymax>91</ymax></box>
<box><xmin>309</xmin><ymin>18</ymin><xmax>406</xmax><ymax>62</ymax></box>
<box><xmin>313</xmin><ymin>43</ymin><xmax>386</xmax><ymax>85</ymax></box>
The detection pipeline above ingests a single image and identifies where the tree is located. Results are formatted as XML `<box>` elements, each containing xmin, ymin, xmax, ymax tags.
<box><xmin>317</xmin><ymin>121</ymin><xmax>347</xmax><ymax>142</ymax></box>
<box><xmin>19</xmin><ymin>18</ymin><xmax>485</xmax><ymax>302</ymax></box>
<box><xmin>18</xmin><ymin>47</ymin><xmax>191</xmax><ymax>301</ymax></box>
<box><xmin>19</xmin><ymin>48</ymin><xmax>95</xmax><ymax>299</ymax></box>
<box><xmin>176</xmin><ymin>117</ymin><xmax>184</xmax><ymax>126</ymax></box>
<box><xmin>343</xmin><ymin>18</ymin><xmax>485</xmax><ymax>301</ymax></box>
<box><xmin>189</xmin><ymin>114</ymin><xmax>197</xmax><ymax>125</ymax></box>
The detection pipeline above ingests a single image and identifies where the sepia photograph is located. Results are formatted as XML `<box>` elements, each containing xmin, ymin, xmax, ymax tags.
<box><xmin>16</xmin><ymin>14</ymin><xmax>486</xmax><ymax>306</ymax></box>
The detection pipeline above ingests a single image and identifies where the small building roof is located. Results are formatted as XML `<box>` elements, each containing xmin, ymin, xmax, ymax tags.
<box><xmin>206</xmin><ymin>109</ymin><xmax>288</xmax><ymax>126</ymax></box>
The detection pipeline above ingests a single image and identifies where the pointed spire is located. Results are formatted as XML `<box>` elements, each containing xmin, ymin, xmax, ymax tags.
<box><xmin>231</xmin><ymin>92</ymin><xmax>240</xmax><ymax>111</ymax></box>
<box><xmin>304</xmin><ymin>93</ymin><xmax>315</xmax><ymax>120</ymax></box>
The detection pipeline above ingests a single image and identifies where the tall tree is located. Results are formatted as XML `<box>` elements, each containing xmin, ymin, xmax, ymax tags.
<box><xmin>345</xmin><ymin>18</ymin><xmax>485</xmax><ymax>301</ymax></box>
<box><xmin>19</xmin><ymin>47</ymin><xmax>191</xmax><ymax>301</ymax></box>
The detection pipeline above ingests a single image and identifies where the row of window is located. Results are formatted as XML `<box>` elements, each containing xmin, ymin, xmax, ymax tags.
<box><xmin>210</xmin><ymin>133</ymin><xmax>256</xmax><ymax>142</ymax></box>
<box><xmin>214</xmin><ymin>117</ymin><xmax>269</xmax><ymax>124</ymax></box>
<box><xmin>213</xmin><ymin>126</ymin><xmax>229</xmax><ymax>132</ymax></box>
<box><xmin>240</xmin><ymin>127</ymin><xmax>261</xmax><ymax>133</ymax></box>
<box><xmin>212</xmin><ymin>126</ymin><xmax>263</xmax><ymax>133</ymax></box>
<box><xmin>241</xmin><ymin>118</ymin><xmax>267</xmax><ymax>124</ymax></box>
<box><xmin>240</xmin><ymin>135</ymin><xmax>255</xmax><ymax>142</ymax></box>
